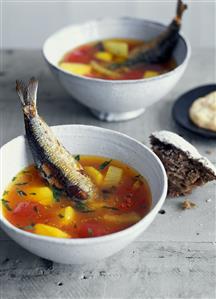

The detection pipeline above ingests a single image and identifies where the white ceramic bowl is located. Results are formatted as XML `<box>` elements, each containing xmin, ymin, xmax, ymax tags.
<box><xmin>0</xmin><ymin>125</ymin><xmax>167</xmax><ymax>264</ymax></box>
<box><xmin>43</xmin><ymin>17</ymin><xmax>191</xmax><ymax>122</ymax></box>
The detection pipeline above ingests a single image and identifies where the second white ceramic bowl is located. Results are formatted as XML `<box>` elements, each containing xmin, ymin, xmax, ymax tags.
<box><xmin>43</xmin><ymin>17</ymin><xmax>191</xmax><ymax>121</ymax></box>
<box><xmin>0</xmin><ymin>125</ymin><xmax>167</xmax><ymax>264</ymax></box>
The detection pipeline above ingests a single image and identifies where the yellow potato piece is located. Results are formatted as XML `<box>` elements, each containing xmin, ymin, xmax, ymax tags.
<box><xmin>89</xmin><ymin>200</ymin><xmax>106</xmax><ymax>210</ymax></box>
<box><xmin>34</xmin><ymin>224</ymin><xmax>70</xmax><ymax>238</ymax></box>
<box><xmin>104</xmin><ymin>212</ymin><xmax>141</xmax><ymax>224</ymax></box>
<box><xmin>59</xmin><ymin>206</ymin><xmax>75</xmax><ymax>225</ymax></box>
<box><xmin>103</xmin><ymin>41</ymin><xmax>128</xmax><ymax>57</ymax></box>
<box><xmin>59</xmin><ymin>62</ymin><xmax>91</xmax><ymax>75</ymax></box>
<box><xmin>28</xmin><ymin>186</ymin><xmax>53</xmax><ymax>206</ymax></box>
<box><xmin>84</xmin><ymin>166</ymin><xmax>103</xmax><ymax>185</ymax></box>
<box><xmin>103</xmin><ymin>166</ymin><xmax>123</xmax><ymax>188</ymax></box>
<box><xmin>95</xmin><ymin>51</ymin><xmax>113</xmax><ymax>62</ymax></box>
<box><xmin>143</xmin><ymin>70</ymin><xmax>159</xmax><ymax>79</ymax></box>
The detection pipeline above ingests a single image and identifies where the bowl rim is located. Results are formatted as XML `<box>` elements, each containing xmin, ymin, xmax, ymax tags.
<box><xmin>0</xmin><ymin>124</ymin><xmax>167</xmax><ymax>244</ymax></box>
<box><xmin>42</xmin><ymin>16</ymin><xmax>191</xmax><ymax>84</ymax></box>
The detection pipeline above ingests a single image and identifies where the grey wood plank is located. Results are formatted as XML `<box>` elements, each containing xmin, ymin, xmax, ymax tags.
<box><xmin>0</xmin><ymin>240</ymin><xmax>215</xmax><ymax>299</ymax></box>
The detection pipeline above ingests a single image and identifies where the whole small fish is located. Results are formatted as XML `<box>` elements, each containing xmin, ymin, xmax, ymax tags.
<box><xmin>16</xmin><ymin>78</ymin><xmax>96</xmax><ymax>201</ymax></box>
<box><xmin>110</xmin><ymin>0</ymin><xmax>187</xmax><ymax>69</ymax></box>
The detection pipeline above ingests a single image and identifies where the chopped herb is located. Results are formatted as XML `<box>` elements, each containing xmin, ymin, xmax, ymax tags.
<box><xmin>102</xmin><ymin>206</ymin><xmax>119</xmax><ymax>211</ymax></box>
<box><xmin>22</xmin><ymin>170</ymin><xmax>30</xmax><ymax>174</ymax></box>
<box><xmin>58</xmin><ymin>214</ymin><xmax>64</xmax><ymax>219</ymax></box>
<box><xmin>87</xmin><ymin>228</ymin><xmax>93</xmax><ymax>236</ymax></box>
<box><xmin>1</xmin><ymin>199</ymin><xmax>12</xmax><ymax>211</ymax></box>
<box><xmin>74</xmin><ymin>201</ymin><xmax>94</xmax><ymax>213</ymax></box>
<box><xmin>20</xmin><ymin>224</ymin><xmax>35</xmax><ymax>230</ymax></box>
<box><xmin>12</xmin><ymin>176</ymin><xmax>17</xmax><ymax>182</ymax></box>
<box><xmin>33</xmin><ymin>206</ymin><xmax>39</xmax><ymax>214</ymax></box>
<box><xmin>74</xmin><ymin>155</ymin><xmax>80</xmax><ymax>161</ymax></box>
<box><xmin>95</xmin><ymin>42</ymin><xmax>104</xmax><ymax>51</ymax></box>
<box><xmin>29</xmin><ymin>192</ymin><xmax>36</xmax><ymax>195</ymax></box>
<box><xmin>51</xmin><ymin>187</ymin><xmax>62</xmax><ymax>202</ymax></box>
<box><xmin>16</xmin><ymin>190</ymin><xmax>27</xmax><ymax>197</ymax></box>
<box><xmin>101</xmin><ymin>187</ymin><xmax>116</xmax><ymax>199</ymax></box>
<box><xmin>3</xmin><ymin>190</ymin><xmax>9</xmax><ymax>196</ymax></box>
<box><xmin>98</xmin><ymin>159</ymin><xmax>112</xmax><ymax>170</ymax></box>
<box><xmin>15</xmin><ymin>182</ymin><xmax>28</xmax><ymax>186</ymax></box>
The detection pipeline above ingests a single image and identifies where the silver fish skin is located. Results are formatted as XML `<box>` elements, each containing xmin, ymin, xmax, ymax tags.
<box><xmin>16</xmin><ymin>78</ymin><xmax>96</xmax><ymax>201</ymax></box>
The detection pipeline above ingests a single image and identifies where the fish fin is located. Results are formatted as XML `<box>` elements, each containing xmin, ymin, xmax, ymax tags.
<box><xmin>16</xmin><ymin>77</ymin><xmax>38</xmax><ymax>116</ymax></box>
<box><xmin>175</xmin><ymin>0</ymin><xmax>187</xmax><ymax>24</ymax></box>
<box><xmin>16</xmin><ymin>77</ymin><xmax>38</xmax><ymax>106</ymax></box>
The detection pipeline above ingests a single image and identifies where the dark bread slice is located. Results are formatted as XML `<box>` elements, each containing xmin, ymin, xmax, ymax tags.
<box><xmin>150</xmin><ymin>131</ymin><xmax>216</xmax><ymax>197</ymax></box>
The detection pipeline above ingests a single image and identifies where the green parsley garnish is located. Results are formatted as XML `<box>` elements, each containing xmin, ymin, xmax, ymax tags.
<box><xmin>1</xmin><ymin>199</ymin><xmax>12</xmax><ymax>211</ymax></box>
<box><xmin>15</xmin><ymin>182</ymin><xmax>28</xmax><ymax>186</ymax></box>
<box><xmin>12</xmin><ymin>176</ymin><xmax>17</xmax><ymax>182</ymax></box>
<box><xmin>51</xmin><ymin>187</ymin><xmax>62</xmax><ymax>202</ymax></box>
<box><xmin>33</xmin><ymin>206</ymin><xmax>39</xmax><ymax>214</ymax></box>
<box><xmin>74</xmin><ymin>201</ymin><xmax>94</xmax><ymax>213</ymax></box>
<box><xmin>87</xmin><ymin>228</ymin><xmax>93</xmax><ymax>236</ymax></box>
<box><xmin>16</xmin><ymin>190</ymin><xmax>27</xmax><ymax>197</ymax></box>
<box><xmin>20</xmin><ymin>224</ymin><xmax>35</xmax><ymax>230</ymax></box>
<box><xmin>3</xmin><ymin>190</ymin><xmax>9</xmax><ymax>196</ymax></box>
<box><xmin>29</xmin><ymin>192</ymin><xmax>36</xmax><ymax>195</ymax></box>
<box><xmin>74</xmin><ymin>155</ymin><xmax>80</xmax><ymax>161</ymax></box>
<box><xmin>98</xmin><ymin>159</ymin><xmax>112</xmax><ymax>170</ymax></box>
<box><xmin>102</xmin><ymin>206</ymin><xmax>119</xmax><ymax>211</ymax></box>
<box><xmin>22</xmin><ymin>170</ymin><xmax>30</xmax><ymax>174</ymax></box>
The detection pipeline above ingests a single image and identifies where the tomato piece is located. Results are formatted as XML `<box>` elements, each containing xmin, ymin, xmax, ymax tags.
<box><xmin>121</xmin><ymin>69</ymin><xmax>144</xmax><ymax>80</ymax></box>
<box><xmin>64</xmin><ymin>45</ymin><xmax>96</xmax><ymax>64</ymax></box>
<box><xmin>13</xmin><ymin>202</ymin><xmax>46</xmax><ymax>225</ymax></box>
<box><xmin>78</xmin><ymin>221</ymin><xmax>109</xmax><ymax>238</ymax></box>
<box><xmin>116</xmin><ymin>178</ymin><xmax>147</xmax><ymax>212</ymax></box>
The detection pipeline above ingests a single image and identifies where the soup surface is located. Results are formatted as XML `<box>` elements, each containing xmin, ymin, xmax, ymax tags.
<box><xmin>59</xmin><ymin>38</ymin><xmax>176</xmax><ymax>80</ymax></box>
<box><xmin>1</xmin><ymin>156</ymin><xmax>152</xmax><ymax>238</ymax></box>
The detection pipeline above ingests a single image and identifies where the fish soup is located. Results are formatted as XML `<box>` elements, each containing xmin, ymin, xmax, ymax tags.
<box><xmin>59</xmin><ymin>38</ymin><xmax>177</xmax><ymax>80</ymax></box>
<box><xmin>2</xmin><ymin>156</ymin><xmax>152</xmax><ymax>239</ymax></box>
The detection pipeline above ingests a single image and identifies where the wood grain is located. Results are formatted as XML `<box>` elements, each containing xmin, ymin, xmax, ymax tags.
<box><xmin>0</xmin><ymin>241</ymin><xmax>215</xmax><ymax>299</ymax></box>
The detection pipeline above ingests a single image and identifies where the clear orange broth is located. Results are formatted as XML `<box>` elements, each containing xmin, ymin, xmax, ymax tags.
<box><xmin>2</xmin><ymin>156</ymin><xmax>152</xmax><ymax>238</ymax></box>
<box><xmin>60</xmin><ymin>38</ymin><xmax>176</xmax><ymax>80</ymax></box>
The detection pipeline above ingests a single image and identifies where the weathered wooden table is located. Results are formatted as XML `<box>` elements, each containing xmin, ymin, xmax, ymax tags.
<box><xmin>0</xmin><ymin>49</ymin><xmax>215</xmax><ymax>299</ymax></box>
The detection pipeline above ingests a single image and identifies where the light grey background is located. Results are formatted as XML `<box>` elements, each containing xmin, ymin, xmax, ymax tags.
<box><xmin>2</xmin><ymin>0</ymin><xmax>216</xmax><ymax>49</ymax></box>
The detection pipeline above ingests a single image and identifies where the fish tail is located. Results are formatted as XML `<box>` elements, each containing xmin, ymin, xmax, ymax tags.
<box><xmin>175</xmin><ymin>0</ymin><xmax>187</xmax><ymax>24</ymax></box>
<box><xmin>16</xmin><ymin>77</ymin><xmax>38</xmax><ymax>117</ymax></box>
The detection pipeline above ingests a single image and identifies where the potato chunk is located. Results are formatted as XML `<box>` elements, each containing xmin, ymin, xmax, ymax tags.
<box><xmin>59</xmin><ymin>206</ymin><xmax>75</xmax><ymax>225</ymax></box>
<box><xmin>84</xmin><ymin>166</ymin><xmax>103</xmax><ymax>185</ymax></box>
<box><xmin>27</xmin><ymin>186</ymin><xmax>53</xmax><ymax>206</ymax></box>
<box><xmin>143</xmin><ymin>70</ymin><xmax>159</xmax><ymax>78</ymax></box>
<box><xmin>34</xmin><ymin>224</ymin><xmax>70</xmax><ymax>238</ymax></box>
<box><xmin>103</xmin><ymin>41</ymin><xmax>128</xmax><ymax>57</ymax></box>
<box><xmin>95</xmin><ymin>51</ymin><xmax>113</xmax><ymax>62</ymax></box>
<box><xmin>59</xmin><ymin>62</ymin><xmax>91</xmax><ymax>75</ymax></box>
<box><xmin>103</xmin><ymin>166</ymin><xmax>123</xmax><ymax>188</ymax></box>
<box><xmin>104</xmin><ymin>212</ymin><xmax>141</xmax><ymax>224</ymax></box>
<box><xmin>89</xmin><ymin>200</ymin><xmax>106</xmax><ymax>210</ymax></box>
